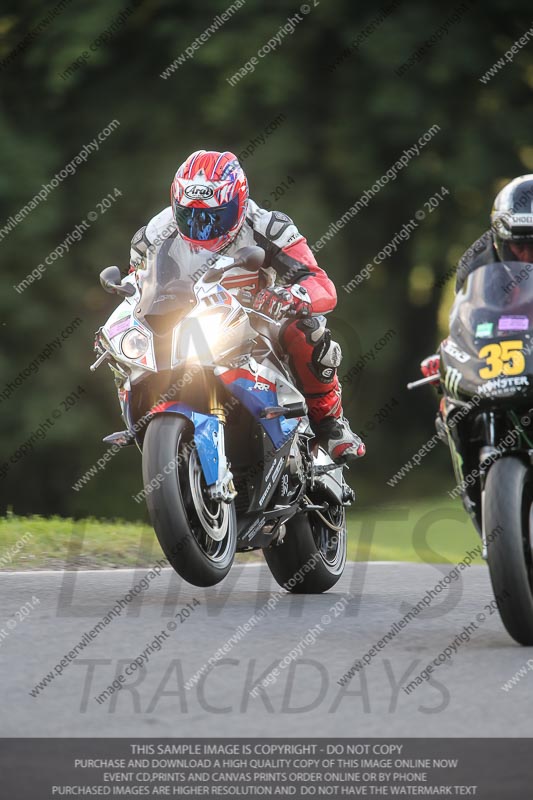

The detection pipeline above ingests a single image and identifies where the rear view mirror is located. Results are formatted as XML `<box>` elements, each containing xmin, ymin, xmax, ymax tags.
<box><xmin>100</xmin><ymin>266</ymin><xmax>136</xmax><ymax>297</ymax></box>
<box><xmin>200</xmin><ymin>246</ymin><xmax>266</xmax><ymax>284</ymax></box>
<box><xmin>204</xmin><ymin>267</ymin><xmax>225</xmax><ymax>283</ymax></box>
<box><xmin>232</xmin><ymin>246</ymin><xmax>265</xmax><ymax>271</ymax></box>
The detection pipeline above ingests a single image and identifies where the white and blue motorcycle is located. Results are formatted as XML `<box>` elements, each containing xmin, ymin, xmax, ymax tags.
<box><xmin>93</xmin><ymin>243</ymin><xmax>354</xmax><ymax>589</ymax></box>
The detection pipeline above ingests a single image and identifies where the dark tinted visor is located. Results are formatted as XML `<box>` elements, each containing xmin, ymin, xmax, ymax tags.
<box><xmin>511</xmin><ymin>181</ymin><xmax>533</xmax><ymax>213</ymax></box>
<box><xmin>509</xmin><ymin>230</ymin><xmax>533</xmax><ymax>240</ymax></box>
<box><xmin>173</xmin><ymin>197</ymin><xmax>239</xmax><ymax>242</ymax></box>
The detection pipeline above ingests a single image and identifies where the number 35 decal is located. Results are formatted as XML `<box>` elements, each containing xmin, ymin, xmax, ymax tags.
<box><xmin>478</xmin><ymin>340</ymin><xmax>525</xmax><ymax>378</ymax></box>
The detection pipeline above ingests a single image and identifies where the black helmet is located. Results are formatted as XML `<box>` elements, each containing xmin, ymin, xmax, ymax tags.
<box><xmin>491</xmin><ymin>174</ymin><xmax>533</xmax><ymax>260</ymax></box>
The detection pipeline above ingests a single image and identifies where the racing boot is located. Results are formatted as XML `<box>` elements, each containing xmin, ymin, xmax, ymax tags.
<box><xmin>314</xmin><ymin>414</ymin><xmax>366</xmax><ymax>463</ymax></box>
<box><xmin>306</xmin><ymin>382</ymin><xmax>365</xmax><ymax>463</ymax></box>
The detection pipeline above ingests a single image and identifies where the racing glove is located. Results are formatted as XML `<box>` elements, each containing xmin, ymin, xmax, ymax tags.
<box><xmin>253</xmin><ymin>285</ymin><xmax>311</xmax><ymax>320</ymax></box>
<box><xmin>420</xmin><ymin>354</ymin><xmax>440</xmax><ymax>385</ymax></box>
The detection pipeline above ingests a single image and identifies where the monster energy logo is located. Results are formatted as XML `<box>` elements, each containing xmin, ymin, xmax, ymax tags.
<box><xmin>445</xmin><ymin>367</ymin><xmax>462</xmax><ymax>398</ymax></box>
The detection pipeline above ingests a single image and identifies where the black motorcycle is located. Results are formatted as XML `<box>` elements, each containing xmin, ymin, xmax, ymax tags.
<box><xmin>410</xmin><ymin>260</ymin><xmax>533</xmax><ymax>645</ymax></box>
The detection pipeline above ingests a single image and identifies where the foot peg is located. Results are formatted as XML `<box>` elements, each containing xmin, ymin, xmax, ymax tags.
<box><xmin>102</xmin><ymin>430</ymin><xmax>135</xmax><ymax>447</ymax></box>
<box><xmin>260</xmin><ymin>401</ymin><xmax>307</xmax><ymax>420</ymax></box>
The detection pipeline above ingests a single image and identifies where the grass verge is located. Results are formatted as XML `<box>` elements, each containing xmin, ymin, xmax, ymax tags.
<box><xmin>0</xmin><ymin>497</ymin><xmax>482</xmax><ymax>570</ymax></box>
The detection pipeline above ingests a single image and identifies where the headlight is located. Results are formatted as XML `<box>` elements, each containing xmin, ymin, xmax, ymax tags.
<box><xmin>173</xmin><ymin>306</ymin><xmax>251</xmax><ymax>367</ymax></box>
<box><xmin>121</xmin><ymin>329</ymin><xmax>149</xmax><ymax>359</ymax></box>
<box><xmin>175</xmin><ymin>310</ymin><xmax>229</xmax><ymax>363</ymax></box>
<box><xmin>196</xmin><ymin>310</ymin><xmax>227</xmax><ymax>343</ymax></box>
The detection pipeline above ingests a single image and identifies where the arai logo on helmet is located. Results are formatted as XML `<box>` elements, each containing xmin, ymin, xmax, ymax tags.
<box><xmin>184</xmin><ymin>184</ymin><xmax>214</xmax><ymax>200</ymax></box>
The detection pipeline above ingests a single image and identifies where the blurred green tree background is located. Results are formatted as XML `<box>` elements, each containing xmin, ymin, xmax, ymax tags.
<box><xmin>1</xmin><ymin>0</ymin><xmax>532</xmax><ymax>519</ymax></box>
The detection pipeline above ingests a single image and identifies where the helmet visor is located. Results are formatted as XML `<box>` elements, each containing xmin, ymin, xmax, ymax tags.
<box><xmin>173</xmin><ymin>197</ymin><xmax>240</xmax><ymax>243</ymax></box>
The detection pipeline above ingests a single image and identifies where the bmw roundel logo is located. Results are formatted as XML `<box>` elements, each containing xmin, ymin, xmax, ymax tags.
<box><xmin>184</xmin><ymin>184</ymin><xmax>214</xmax><ymax>200</ymax></box>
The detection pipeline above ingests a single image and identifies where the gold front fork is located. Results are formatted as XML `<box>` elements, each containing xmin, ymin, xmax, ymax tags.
<box><xmin>209</xmin><ymin>384</ymin><xmax>227</xmax><ymax>423</ymax></box>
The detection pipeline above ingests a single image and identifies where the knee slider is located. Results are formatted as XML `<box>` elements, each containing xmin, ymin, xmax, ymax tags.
<box><xmin>312</xmin><ymin>328</ymin><xmax>342</xmax><ymax>383</ymax></box>
<box><xmin>318</xmin><ymin>336</ymin><xmax>342</xmax><ymax>368</ymax></box>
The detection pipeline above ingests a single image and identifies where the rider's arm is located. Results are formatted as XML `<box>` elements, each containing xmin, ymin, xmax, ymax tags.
<box><xmin>129</xmin><ymin>225</ymin><xmax>151</xmax><ymax>272</ymax></box>
<box><xmin>129</xmin><ymin>207</ymin><xmax>175</xmax><ymax>273</ymax></box>
<box><xmin>271</xmin><ymin>238</ymin><xmax>337</xmax><ymax>314</ymax></box>
<box><xmin>251</xmin><ymin>208</ymin><xmax>337</xmax><ymax>314</ymax></box>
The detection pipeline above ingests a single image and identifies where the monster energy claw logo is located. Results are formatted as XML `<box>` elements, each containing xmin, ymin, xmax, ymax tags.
<box><xmin>445</xmin><ymin>367</ymin><xmax>462</xmax><ymax>397</ymax></box>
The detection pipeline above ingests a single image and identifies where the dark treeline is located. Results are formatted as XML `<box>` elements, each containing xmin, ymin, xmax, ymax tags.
<box><xmin>1</xmin><ymin>0</ymin><xmax>532</xmax><ymax>519</ymax></box>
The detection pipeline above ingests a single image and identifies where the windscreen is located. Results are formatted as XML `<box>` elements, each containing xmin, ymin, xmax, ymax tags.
<box><xmin>135</xmin><ymin>235</ymin><xmax>196</xmax><ymax>321</ymax></box>
<box><xmin>450</xmin><ymin>261</ymin><xmax>533</xmax><ymax>344</ymax></box>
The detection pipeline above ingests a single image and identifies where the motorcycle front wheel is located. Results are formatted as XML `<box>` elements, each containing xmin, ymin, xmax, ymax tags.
<box><xmin>142</xmin><ymin>415</ymin><xmax>237</xmax><ymax>587</ymax></box>
<box><xmin>485</xmin><ymin>456</ymin><xmax>533</xmax><ymax>645</ymax></box>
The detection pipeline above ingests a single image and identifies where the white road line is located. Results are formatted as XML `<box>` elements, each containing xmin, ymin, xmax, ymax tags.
<box><xmin>0</xmin><ymin>561</ymin><xmax>444</xmax><ymax>576</ymax></box>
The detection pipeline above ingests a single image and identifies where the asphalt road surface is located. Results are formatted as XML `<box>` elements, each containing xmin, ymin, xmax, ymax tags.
<box><xmin>1</xmin><ymin>561</ymin><xmax>532</xmax><ymax>736</ymax></box>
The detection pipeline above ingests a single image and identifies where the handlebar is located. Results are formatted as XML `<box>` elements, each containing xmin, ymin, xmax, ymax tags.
<box><xmin>407</xmin><ymin>375</ymin><xmax>441</xmax><ymax>390</ymax></box>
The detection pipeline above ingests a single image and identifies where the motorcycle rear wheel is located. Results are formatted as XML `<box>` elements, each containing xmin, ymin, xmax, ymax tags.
<box><xmin>142</xmin><ymin>415</ymin><xmax>237</xmax><ymax>587</ymax></box>
<box><xmin>485</xmin><ymin>456</ymin><xmax>533</xmax><ymax>645</ymax></box>
<box><xmin>263</xmin><ymin>503</ymin><xmax>346</xmax><ymax>593</ymax></box>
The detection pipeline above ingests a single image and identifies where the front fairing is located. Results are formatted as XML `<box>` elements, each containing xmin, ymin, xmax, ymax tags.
<box><xmin>99</xmin><ymin>277</ymin><xmax>157</xmax><ymax>378</ymax></box>
<box><xmin>442</xmin><ymin>261</ymin><xmax>533</xmax><ymax>401</ymax></box>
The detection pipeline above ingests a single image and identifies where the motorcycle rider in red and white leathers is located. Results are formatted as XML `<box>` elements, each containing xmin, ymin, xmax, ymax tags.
<box><xmin>129</xmin><ymin>150</ymin><xmax>365</xmax><ymax>462</ymax></box>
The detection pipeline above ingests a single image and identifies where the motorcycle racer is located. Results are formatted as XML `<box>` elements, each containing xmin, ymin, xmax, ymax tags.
<box><xmin>455</xmin><ymin>174</ymin><xmax>533</xmax><ymax>293</ymax></box>
<box><xmin>421</xmin><ymin>174</ymin><xmax>533</xmax><ymax>384</ymax></box>
<box><xmin>128</xmin><ymin>149</ymin><xmax>365</xmax><ymax>463</ymax></box>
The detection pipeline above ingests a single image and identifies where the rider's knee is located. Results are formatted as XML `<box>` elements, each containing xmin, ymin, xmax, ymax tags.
<box><xmin>282</xmin><ymin>316</ymin><xmax>342</xmax><ymax>384</ymax></box>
